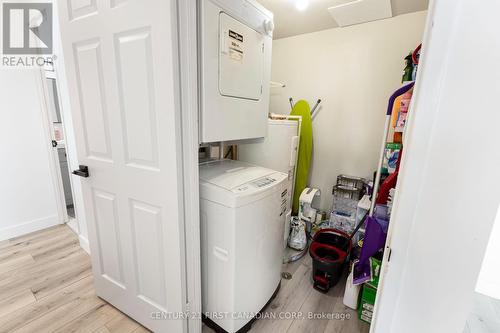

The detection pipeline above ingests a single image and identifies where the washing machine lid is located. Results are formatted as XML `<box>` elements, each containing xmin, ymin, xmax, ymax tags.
<box><xmin>199</xmin><ymin>159</ymin><xmax>275</xmax><ymax>190</ymax></box>
<box><xmin>200</xmin><ymin>159</ymin><xmax>288</xmax><ymax>208</ymax></box>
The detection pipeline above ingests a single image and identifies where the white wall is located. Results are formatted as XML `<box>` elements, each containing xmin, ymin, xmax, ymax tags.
<box><xmin>476</xmin><ymin>204</ymin><xmax>500</xmax><ymax>300</ymax></box>
<box><xmin>270</xmin><ymin>11</ymin><xmax>427</xmax><ymax>209</ymax></box>
<box><xmin>0</xmin><ymin>69</ymin><xmax>61</xmax><ymax>240</ymax></box>
<box><xmin>0</xmin><ymin>2</ymin><xmax>88</xmax><ymax>250</ymax></box>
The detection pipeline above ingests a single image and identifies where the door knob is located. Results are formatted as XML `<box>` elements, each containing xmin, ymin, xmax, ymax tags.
<box><xmin>72</xmin><ymin>165</ymin><xmax>89</xmax><ymax>178</ymax></box>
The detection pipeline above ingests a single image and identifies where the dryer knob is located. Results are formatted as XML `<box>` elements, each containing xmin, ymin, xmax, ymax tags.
<box><xmin>264</xmin><ymin>20</ymin><xmax>274</xmax><ymax>36</ymax></box>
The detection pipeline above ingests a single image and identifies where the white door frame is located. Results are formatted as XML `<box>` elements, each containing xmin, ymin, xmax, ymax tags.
<box><xmin>28</xmin><ymin>5</ymin><xmax>68</xmax><ymax>227</ymax></box>
<box><xmin>175</xmin><ymin>0</ymin><xmax>202</xmax><ymax>331</ymax></box>
<box><xmin>44</xmin><ymin>69</ymin><xmax>78</xmax><ymax>225</ymax></box>
<box><xmin>36</xmin><ymin>68</ymin><xmax>67</xmax><ymax>226</ymax></box>
<box><xmin>33</xmin><ymin>8</ymin><xmax>77</xmax><ymax>228</ymax></box>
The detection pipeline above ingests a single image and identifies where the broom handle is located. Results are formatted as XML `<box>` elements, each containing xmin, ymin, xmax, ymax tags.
<box><xmin>347</xmin><ymin>212</ymin><xmax>369</xmax><ymax>244</ymax></box>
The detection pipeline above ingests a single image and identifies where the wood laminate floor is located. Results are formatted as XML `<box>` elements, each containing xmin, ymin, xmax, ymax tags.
<box><xmin>203</xmin><ymin>249</ymin><xmax>370</xmax><ymax>333</ymax></box>
<box><xmin>0</xmin><ymin>225</ymin><xmax>147</xmax><ymax>333</ymax></box>
<box><xmin>0</xmin><ymin>225</ymin><xmax>369</xmax><ymax>333</ymax></box>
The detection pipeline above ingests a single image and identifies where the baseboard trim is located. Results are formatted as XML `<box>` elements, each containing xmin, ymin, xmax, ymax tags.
<box><xmin>66</xmin><ymin>218</ymin><xmax>79</xmax><ymax>234</ymax></box>
<box><xmin>0</xmin><ymin>215</ymin><xmax>61</xmax><ymax>241</ymax></box>
<box><xmin>79</xmin><ymin>234</ymin><xmax>90</xmax><ymax>254</ymax></box>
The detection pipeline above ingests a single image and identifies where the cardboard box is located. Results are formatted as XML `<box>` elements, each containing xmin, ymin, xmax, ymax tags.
<box><xmin>358</xmin><ymin>284</ymin><xmax>377</xmax><ymax>324</ymax></box>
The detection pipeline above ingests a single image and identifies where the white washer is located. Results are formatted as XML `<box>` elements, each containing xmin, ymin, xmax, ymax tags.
<box><xmin>199</xmin><ymin>160</ymin><xmax>287</xmax><ymax>333</ymax></box>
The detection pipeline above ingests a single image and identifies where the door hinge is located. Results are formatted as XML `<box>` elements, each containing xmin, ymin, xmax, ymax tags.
<box><xmin>387</xmin><ymin>247</ymin><xmax>392</xmax><ymax>262</ymax></box>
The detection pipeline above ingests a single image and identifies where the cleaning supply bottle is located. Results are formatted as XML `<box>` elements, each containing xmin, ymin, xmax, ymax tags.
<box><xmin>343</xmin><ymin>270</ymin><xmax>361</xmax><ymax>309</ymax></box>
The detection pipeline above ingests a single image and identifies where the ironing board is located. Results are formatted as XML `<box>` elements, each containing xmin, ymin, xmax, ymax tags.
<box><xmin>290</xmin><ymin>100</ymin><xmax>313</xmax><ymax>215</ymax></box>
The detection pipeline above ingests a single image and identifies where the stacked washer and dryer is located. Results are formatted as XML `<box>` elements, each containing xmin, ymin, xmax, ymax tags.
<box><xmin>198</xmin><ymin>1</ymin><xmax>283</xmax><ymax>333</ymax></box>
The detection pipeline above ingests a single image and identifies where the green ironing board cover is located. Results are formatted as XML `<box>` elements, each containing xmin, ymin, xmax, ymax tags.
<box><xmin>290</xmin><ymin>100</ymin><xmax>313</xmax><ymax>215</ymax></box>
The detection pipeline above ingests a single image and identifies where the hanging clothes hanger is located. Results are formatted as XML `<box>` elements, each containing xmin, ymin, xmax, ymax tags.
<box><xmin>289</xmin><ymin>98</ymin><xmax>322</xmax><ymax>117</ymax></box>
<box><xmin>310</xmin><ymin>99</ymin><xmax>322</xmax><ymax>118</ymax></box>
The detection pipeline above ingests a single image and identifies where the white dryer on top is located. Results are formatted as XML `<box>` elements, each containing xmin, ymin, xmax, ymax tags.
<box><xmin>199</xmin><ymin>0</ymin><xmax>274</xmax><ymax>143</ymax></box>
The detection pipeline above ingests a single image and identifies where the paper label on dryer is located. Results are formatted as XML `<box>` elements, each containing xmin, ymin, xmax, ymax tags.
<box><xmin>229</xmin><ymin>30</ymin><xmax>243</xmax><ymax>42</ymax></box>
<box><xmin>228</xmin><ymin>29</ymin><xmax>243</xmax><ymax>62</ymax></box>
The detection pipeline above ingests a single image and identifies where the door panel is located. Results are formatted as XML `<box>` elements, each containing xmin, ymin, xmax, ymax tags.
<box><xmin>92</xmin><ymin>188</ymin><xmax>124</xmax><ymax>287</ymax></box>
<box><xmin>67</xmin><ymin>0</ymin><xmax>97</xmax><ymax>21</ymax></box>
<box><xmin>114</xmin><ymin>28</ymin><xmax>159</xmax><ymax>169</ymax></box>
<box><xmin>130</xmin><ymin>199</ymin><xmax>167</xmax><ymax>309</ymax></box>
<box><xmin>57</xmin><ymin>1</ymin><xmax>186</xmax><ymax>331</ymax></box>
<box><xmin>73</xmin><ymin>39</ymin><xmax>112</xmax><ymax>161</ymax></box>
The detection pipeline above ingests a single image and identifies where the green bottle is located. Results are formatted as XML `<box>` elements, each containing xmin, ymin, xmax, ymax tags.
<box><xmin>402</xmin><ymin>53</ymin><xmax>413</xmax><ymax>83</ymax></box>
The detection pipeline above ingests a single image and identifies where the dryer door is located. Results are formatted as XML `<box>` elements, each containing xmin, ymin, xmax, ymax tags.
<box><xmin>219</xmin><ymin>12</ymin><xmax>264</xmax><ymax>101</ymax></box>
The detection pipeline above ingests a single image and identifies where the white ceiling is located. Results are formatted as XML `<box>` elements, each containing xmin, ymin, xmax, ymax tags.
<box><xmin>257</xmin><ymin>0</ymin><xmax>429</xmax><ymax>39</ymax></box>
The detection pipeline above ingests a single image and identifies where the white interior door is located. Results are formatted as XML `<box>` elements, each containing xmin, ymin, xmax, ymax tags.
<box><xmin>57</xmin><ymin>1</ymin><xmax>187</xmax><ymax>331</ymax></box>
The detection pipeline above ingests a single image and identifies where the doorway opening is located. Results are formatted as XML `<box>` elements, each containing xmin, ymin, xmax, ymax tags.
<box><xmin>45</xmin><ymin>67</ymin><xmax>75</xmax><ymax>221</ymax></box>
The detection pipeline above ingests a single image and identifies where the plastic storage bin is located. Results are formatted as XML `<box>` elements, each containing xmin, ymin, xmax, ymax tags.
<box><xmin>332</xmin><ymin>185</ymin><xmax>364</xmax><ymax>200</ymax></box>
<box><xmin>329</xmin><ymin>212</ymin><xmax>356</xmax><ymax>234</ymax></box>
<box><xmin>337</xmin><ymin>175</ymin><xmax>366</xmax><ymax>191</ymax></box>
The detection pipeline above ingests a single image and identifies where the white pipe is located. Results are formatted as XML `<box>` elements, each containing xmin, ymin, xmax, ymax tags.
<box><xmin>268</xmin><ymin>113</ymin><xmax>303</xmax><ymax>207</ymax></box>
<box><xmin>370</xmin><ymin>115</ymin><xmax>391</xmax><ymax>215</ymax></box>
<box><xmin>270</xmin><ymin>81</ymin><xmax>286</xmax><ymax>88</ymax></box>
<box><xmin>219</xmin><ymin>142</ymin><xmax>224</xmax><ymax>160</ymax></box>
